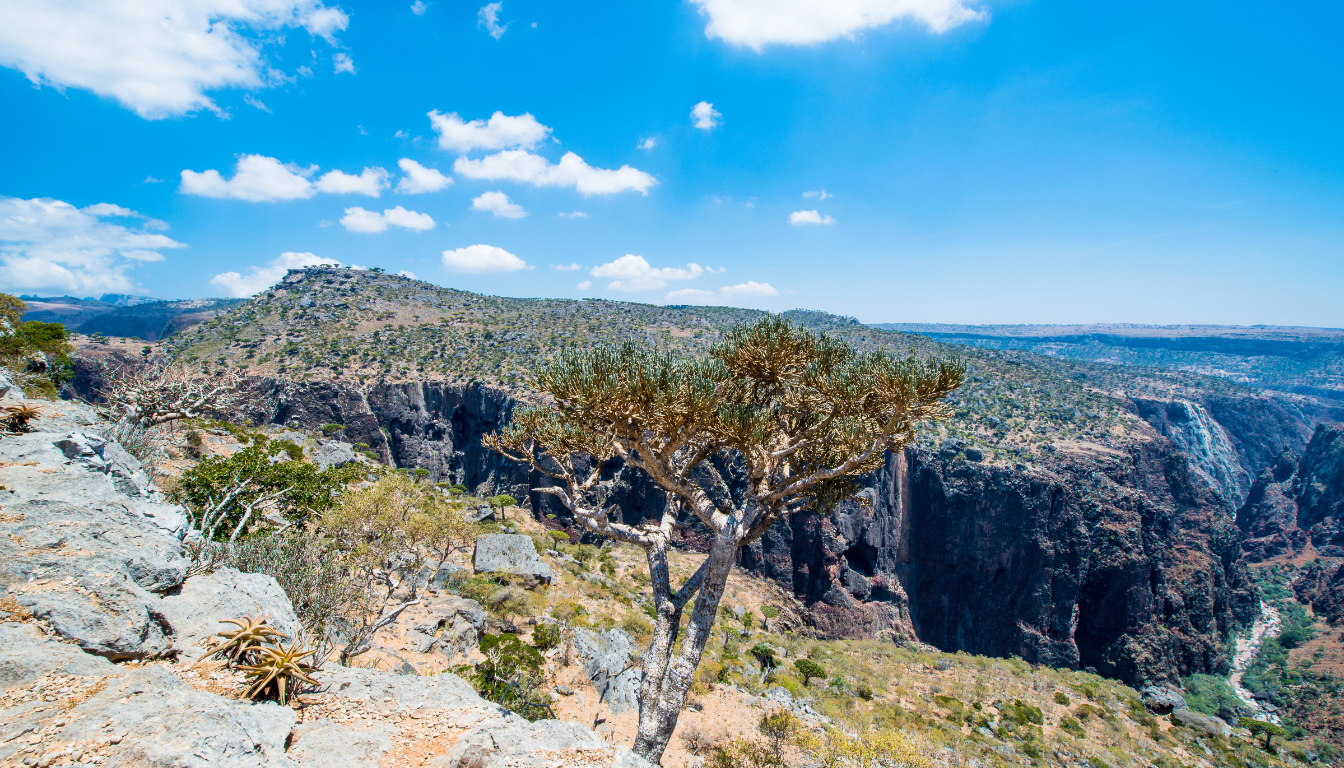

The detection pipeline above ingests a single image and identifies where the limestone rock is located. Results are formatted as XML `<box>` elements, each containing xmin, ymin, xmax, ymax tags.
<box><xmin>1172</xmin><ymin>708</ymin><xmax>1232</xmax><ymax>737</ymax></box>
<box><xmin>1140</xmin><ymin>685</ymin><xmax>1188</xmax><ymax>715</ymax></box>
<box><xmin>473</xmin><ymin>534</ymin><xmax>553</xmax><ymax>585</ymax></box>
<box><xmin>287</xmin><ymin>719</ymin><xmax>394</xmax><ymax>767</ymax></box>
<box><xmin>0</xmin><ymin>622</ymin><xmax>115</xmax><ymax>688</ymax></box>
<box><xmin>312</xmin><ymin>440</ymin><xmax>359</xmax><ymax>469</ymax></box>
<box><xmin>419</xmin><ymin>596</ymin><xmax>488</xmax><ymax>659</ymax></box>
<box><xmin>158</xmin><ymin>567</ymin><xmax>303</xmax><ymax>658</ymax></box>
<box><xmin>572</xmin><ymin>628</ymin><xmax>641</xmax><ymax>713</ymax></box>
<box><xmin>55</xmin><ymin>665</ymin><xmax>297</xmax><ymax>767</ymax></box>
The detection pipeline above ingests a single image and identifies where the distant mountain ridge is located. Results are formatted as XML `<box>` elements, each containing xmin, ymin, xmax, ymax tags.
<box><xmin>22</xmin><ymin>294</ymin><xmax>246</xmax><ymax>341</ymax></box>
<box><xmin>873</xmin><ymin>322</ymin><xmax>1344</xmax><ymax>401</ymax></box>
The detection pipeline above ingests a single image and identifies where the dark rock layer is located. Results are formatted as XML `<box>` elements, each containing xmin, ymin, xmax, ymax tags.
<box><xmin>1234</xmin><ymin>423</ymin><xmax>1344</xmax><ymax>559</ymax></box>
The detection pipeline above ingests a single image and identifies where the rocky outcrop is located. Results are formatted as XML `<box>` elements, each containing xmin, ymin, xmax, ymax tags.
<box><xmin>573</xmin><ymin>628</ymin><xmax>642</xmax><ymax>714</ymax></box>
<box><xmin>0</xmin><ymin>395</ymin><xmax>647</xmax><ymax>768</ymax></box>
<box><xmin>1234</xmin><ymin>423</ymin><xmax>1344</xmax><ymax>560</ymax></box>
<box><xmin>1134</xmin><ymin>398</ymin><xmax>1251</xmax><ymax>508</ymax></box>
<box><xmin>473</xmin><ymin>534</ymin><xmax>554</xmax><ymax>585</ymax></box>
<box><xmin>1293</xmin><ymin>562</ymin><xmax>1344</xmax><ymax>626</ymax></box>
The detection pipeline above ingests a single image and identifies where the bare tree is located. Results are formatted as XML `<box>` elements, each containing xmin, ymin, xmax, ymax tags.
<box><xmin>97</xmin><ymin>361</ymin><xmax>245</xmax><ymax>427</ymax></box>
<box><xmin>484</xmin><ymin>317</ymin><xmax>963</xmax><ymax>762</ymax></box>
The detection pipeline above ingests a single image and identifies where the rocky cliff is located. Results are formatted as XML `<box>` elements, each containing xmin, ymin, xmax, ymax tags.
<box><xmin>1236</xmin><ymin>422</ymin><xmax>1344</xmax><ymax>560</ymax></box>
<box><xmin>229</xmin><ymin>376</ymin><xmax>1312</xmax><ymax>688</ymax></box>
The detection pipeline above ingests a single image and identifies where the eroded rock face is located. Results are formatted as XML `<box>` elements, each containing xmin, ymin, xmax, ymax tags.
<box><xmin>572</xmin><ymin>628</ymin><xmax>641</xmax><ymax>713</ymax></box>
<box><xmin>1235</xmin><ymin>423</ymin><xmax>1344</xmax><ymax>560</ymax></box>
<box><xmin>473</xmin><ymin>534</ymin><xmax>554</xmax><ymax>585</ymax></box>
<box><xmin>158</xmin><ymin>567</ymin><xmax>303</xmax><ymax>659</ymax></box>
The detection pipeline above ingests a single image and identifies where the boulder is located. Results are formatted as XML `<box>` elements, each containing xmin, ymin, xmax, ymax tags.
<box><xmin>433</xmin><ymin>715</ymin><xmax>650</xmax><ymax>768</ymax></box>
<box><xmin>1172</xmin><ymin>708</ymin><xmax>1232</xmax><ymax>737</ymax></box>
<box><xmin>312</xmin><ymin>441</ymin><xmax>359</xmax><ymax>469</ymax></box>
<box><xmin>53</xmin><ymin>665</ymin><xmax>297</xmax><ymax>767</ymax></box>
<box><xmin>1141</xmin><ymin>685</ymin><xmax>1188</xmax><ymax>715</ymax></box>
<box><xmin>288</xmin><ymin>719</ymin><xmax>395</xmax><ymax>767</ymax></box>
<box><xmin>473</xmin><ymin>534</ymin><xmax>553</xmax><ymax>585</ymax></box>
<box><xmin>158</xmin><ymin>567</ymin><xmax>303</xmax><ymax>658</ymax></box>
<box><xmin>415</xmin><ymin>596</ymin><xmax>488</xmax><ymax>659</ymax></box>
<box><xmin>572</xmin><ymin>628</ymin><xmax>641</xmax><ymax>713</ymax></box>
<box><xmin>0</xmin><ymin>621</ymin><xmax>116</xmax><ymax>689</ymax></box>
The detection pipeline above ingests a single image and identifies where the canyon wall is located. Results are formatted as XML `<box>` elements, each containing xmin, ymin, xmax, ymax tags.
<box><xmin>209</xmin><ymin>378</ymin><xmax>1322</xmax><ymax>686</ymax></box>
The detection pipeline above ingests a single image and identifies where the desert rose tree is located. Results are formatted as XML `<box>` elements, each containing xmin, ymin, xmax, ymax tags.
<box><xmin>484</xmin><ymin>317</ymin><xmax>963</xmax><ymax>763</ymax></box>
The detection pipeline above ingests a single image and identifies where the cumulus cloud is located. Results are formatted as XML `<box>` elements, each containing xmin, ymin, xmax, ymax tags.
<box><xmin>428</xmin><ymin>110</ymin><xmax>550</xmax><ymax>152</ymax></box>
<box><xmin>332</xmin><ymin>52</ymin><xmax>356</xmax><ymax>74</ymax></box>
<box><xmin>471</xmin><ymin>191</ymin><xmax>527</xmax><ymax>219</ymax></box>
<box><xmin>454</xmin><ymin>150</ymin><xmax>656</xmax><ymax>196</ymax></box>
<box><xmin>638</xmin><ymin>137</ymin><xmax>657</xmax><ymax>150</ymax></box>
<box><xmin>340</xmin><ymin>206</ymin><xmax>436</xmax><ymax>233</ymax></box>
<box><xmin>0</xmin><ymin>1</ymin><xmax>349</xmax><ymax>119</ymax></box>
<box><xmin>789</xmin><ymin>209</ymin><xmax>836</xmax><ymax>225</ymax></box>
<box><xmin>803</xmin><ymin>189</ymin><xmax>830</xmax><ymax>200</ymax></box>
<box><xmin>478</xmin><ymin>2</ymin><xmax>508</xmax><ymax>38</ymax></box>
<box><xmin>666</xmin><ymin>281</ymin><xmax>778</xmax><ymax>304</ymax></box>
<box><xmin>559</xmin><ymin>211</ymin><xmax>589</xmax><ymax>219</ymax></box>
<box><xmin>691</xmin><ymin>101</ymin><xmax>721</xmax><ymax>130</ymax></box>
<box><xmin>411</xmin><ymin>0</ymin><xmax>428</xmax><ymax>13</ymax></box>
<box><xmin>210</xmin><ymin>251</ymin><xmax>339</xmax><ymax>297</ymax></box>
<box><xmin>552</xmin><ymin>263</ymin><xmax>582</xmax><ymax>271</ymax></box>
<box><xmin>442</xmin><ymin>244</ymin><xmax>530</xmax><ymax>273</ymax></box>
<box><xmin>315</xmin><ymin>167</ymin><xmax>389</xmax><ymax>196</ymax></box>
<box><xmin>180</xmin><ymin>155</ymin><xmax>389</xmax><ymax>201</ymax></box>
<box><xmin>576</xmin><ymin>280</ymin><xmax>592</xmax><ymax>290</ymax></box>
<box><xmin>590</xmin><ymin>255</ymin><xmax>703</xmax><ymax>292</ymax></box>
<box><xmin>0</xmin><ymin>197</ymin><xmax>185</xmax><ymax>295</ymax></box>
<box><xmin>691</xmin><ymin>0</ymin><xmax>986</xmax><ymax>50</ymax></box>
<box><xmin>397</xmin><ymin>269</ymin><xmax>417</xmax><ymax>279</ymax></box>
<box><xmin>395</xmin><ymin>159</ymin><xmax>452</xmax><ymax>194</ymax></box>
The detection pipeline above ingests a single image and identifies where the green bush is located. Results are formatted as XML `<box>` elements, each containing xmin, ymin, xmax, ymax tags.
<box><xmin>1183</xmin><ymin>673</ymin><xmax>1244</xmax><ymax>721</ymax></box>
<box><xmin>1060</xmin><ymin>716</ymin><xmax>1086</xmax><ymax>738</ymax></box>
<box><xmin>793</xmin><ymin>658</ymin><xmax>825</xmax><ymax>686</ymax></box>
<box><xmin>1054</xmin><ymin>691</ymin><xmax>1071</xmax><ymax>706</ymax></box>
<box><xmin>456</xmin><ymin>633</ymin><xmax>551</xmax><ymax>721</ymax></box>
<box><xmin>1002</xmin><ymin>699</ymin><xmax>1043</xmax><ymax>726</ymax></box>
<box><xmin>532</xmin><ymin>622</ymin><xmax>561</xmax><ymax>651</ymax></box>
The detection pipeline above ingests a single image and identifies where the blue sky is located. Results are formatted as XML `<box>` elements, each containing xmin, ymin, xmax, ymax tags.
<box><xmin>1</xmin><ymin>0</ymin><xmax>1341</xmax><ymax>326</ymax></box>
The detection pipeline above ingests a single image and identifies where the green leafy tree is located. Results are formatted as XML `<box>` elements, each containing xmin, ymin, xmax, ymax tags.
<box><xmin>177</xmin><ymin>435</ymin><xmax>362</xmax><ymax>542</ymax></box>
<box><xmin>1238</xmin><ymin>718</ymin><xmax>1287</xmax><ymax>751</ymax></box>
<box><xmin>491</xmin><ymin>493</ymin><xmax>518</xmax><ymax>521</ymax></box>
<box><xmin>750</xmin><ymin>643</ymin><xmax>777</xmax><ymax>685</ymax></box>
<box><xmin>793</xmin><ymin>658</ymin><xmax>825</xmax><ymax>687</ymax></box>
<box><xmin>484</xmin><ymin>316</ymin><xmax>963</xmax><ymax>763</ymax></box>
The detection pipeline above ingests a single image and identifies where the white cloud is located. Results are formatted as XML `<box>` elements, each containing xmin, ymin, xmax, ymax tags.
<box><xmin>471</xmin><ymin>191</ymin><xmax>527</xmax><ymax>219</ymax></box>
<box><xmin>244</xmin><ymin>94</ymin><xmax>271</xmax><ymax>113</ymax></box>
<box><xmin>411</xmin><ymin>1</ymin><xmax>428</xmax><ymax>15</ymax></box>
<box><xmin>552</xmin><ymin>263</ymin><xmax>582</xmax><ymax>271</ymax></box>
<box><xmin>210</xmin><ymin>251</ymin><xmax>339</xmax><ymax>297</ymax></box>
<box><xmin>143</xmin><ymin>176</ymin><xmax>164</xmax><ymax>184</ymax></box>
<box><xmin>181</xmin><ymin>155</ymin><xmax>317</xmax><ymax>201</ymax></box>
<box><xmin>590</xmin><ymin>255</ymin><xmax>703</xmax><ymax>292</ymax></box>
<box><xmin>559</xmin><ymin>211</ymin><xmax>589</xmax><ymax>219</ymax></box>
<box><xmin>478</xmin><ymin>2</ymin><xmax>508</xmax><ymax>38</ymax></box>
<box><xmin>803</xmin><ymin>189</ymin><xmax>830</xmax><ymax>200</ymax></box>
<box><xmin>691</xmin><ymin>0</ymin><xmax>986</xmax><ymax>50</ymax></box>
<box><xmin>454</xmin><ymin>150</ymin><xmax>656</xmax><ymax>196</ymax></box>
<box><xmin>638</xmin><ymin>137</ymin><xmax>657</xmax><ymax>150</ymax></box>
<box><xmin>340</xmin><ymin>206</ymin><xmax>435</xmax><ymax>233</ymax></box>
<box><xmin>315</xmin><ymin>167</ymin><xmax>389</xmax><ymax>196</ymax></box>
<box><xmin>0</xmin><ymin>197</ymin><xmax>186</xmax><ymax>295</ymax></box>
<box><xmin>691</xmin><ymin>101</ymin><xmax>721</xmax><ymax>130</ymax></box>
<box><xmin>442</xmin><ymin>244</ymin><xmax>530</xmax><ymax>273</ymax></box>
<box><xmin>332</xmin><ymin>52</ymin><xmax>355</xmax><ymax>74</ymax></box>
<box><xmin>395</xmin><ymin>158</ymin><xmax>452</xmax><ymax>194</ymax></box>
<box><xmin>397</xmin><ymin>269</ymin><xmax>417</xmax><ymax>279</ymax></box>
<box><xmin>428</xmin><ymin>110</ymin><xmax>551</xmax><ymax>152</ymax></box>
<box><xmin>789</xmin><ymin>209</ymin><xmax>836</xmax><ymax>225</ymax></box>
<box><xmin>666</xmin><ymin>281</ymin><xmax>778</xmax><ymax>303</ymax></box>
<box><xmin>180</xmin><ymin>155</ymin><xmax>390</xmax><ymax>201</ymax></box>
<box><xmin>576</xmin><ymin>280</ymin><xmax>592</xmax><ymax>290</ymax></box>
<box><xmin>0</xmin><ymin>1</ymin><xmax>348</xmax><ymax>119</ymax></box>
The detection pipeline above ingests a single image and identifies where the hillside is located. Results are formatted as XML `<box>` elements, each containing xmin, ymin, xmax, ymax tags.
<box><xmin>22</xmin><ymin>294</ymin><xmax>246</xmax><ymax>341</ymax></box>
<box><xmin>165</xmin><ymin>267</ymin><xmax>1312</xmax><ymax>472</ymax></box>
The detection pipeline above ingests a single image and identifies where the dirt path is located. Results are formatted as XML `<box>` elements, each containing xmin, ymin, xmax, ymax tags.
<box><xmin>1229</xmin><ymin>600</ymin><xmax>1281</xmax><ymax>723</ymax></box>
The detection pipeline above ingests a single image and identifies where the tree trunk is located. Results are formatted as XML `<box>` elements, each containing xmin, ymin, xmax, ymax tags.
<box><xmin>632</xmin><ymin>535</ymin><xmax>738</xmax><ymax>764</ymax></box>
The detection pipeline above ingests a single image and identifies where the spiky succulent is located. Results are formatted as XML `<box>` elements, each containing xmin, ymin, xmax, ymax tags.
<box><xmin>238</xmin><ymin>638</ymin><xmax>320</xmax><ymax>704</ymax></box>
<box><xmin>192</xmin><ymin>614</ymin><xmax>287</xmax><ymax>668</ymax></box>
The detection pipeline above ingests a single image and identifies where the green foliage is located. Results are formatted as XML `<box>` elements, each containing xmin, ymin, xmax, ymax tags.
<box><xmin>760</xmin><ymin>605</ymin><xmax>779</xmax><ymax>619</ymax></box>
<box><xmin>531</xmin><ymin>622</ymin><xmax>561</xmax><ymax>651</ymax></box>
<box><xmin>177</xmin><ymin>435</ymin><xmax>362</xmax><ymax>540</ymax></box>
<box><xmin>230</xmin><ymin>531</ymin><xmax>358</xmax><ymax>647</ymax></box>
<box><xmin>0</xmin><ymin>315</ymin><xmax>75</xmax><ymax>390</ymax></box>
<box><xmin>1054</xmin><ymin>691</ymin><xmax>1071</xmax><ymax>706</ymax></box>
<box><xmin>794</xmin><ymin>658</ymin><xmax>825</xmax><ymax>686</ymax></box>
<box><xmin>1183</xmin><ymin>673</ymin><xmax>1244</xmax><ymax>721</ymax></box>
<box><xmin>320</xmin><ymin>423</ymin><xmax>344</xmax><ymax>434</ymax></box>
<box><xmin>457</xmin><ymin>633</ymin><xmax>552</xmax><ymax>720</ymax></box>
<box><xmin>750</xmin><ymin>643</ymin><xmax>778</xmax><ymax>672</ymax></box>
<box><xmin>1002</xmin><ymin>699</ymin><xmax>1044</xmax><ymax>726</ymax></box>
<box><xmin>1060</xmin><ymin>716</ymin><xmax>1086</xmax><ymax>738</ymax></box>
<box><xmin>1238</xmin><ymin>718</ymin><xmax>1287</xmax><ymax>750</ymax></box>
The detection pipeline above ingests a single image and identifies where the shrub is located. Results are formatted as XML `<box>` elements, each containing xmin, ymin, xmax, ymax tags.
<box><xmin>1060</xmin><ymin>716</ymin><xmax>1086</xmax><ymax>738</ymax></box>
<box><xmin>320</xmin><ymin>423</ymin><xmax>344</xmax><ymax>435</ymax></box>
<box><xmin>230</xmin><ymin>531</ymin><xmax>358</xmax><ymax>656</ymax></box>
<box><xmin>761</xmin><ymin>605</ymin><xmax>780</xmax><ymax>619</ymax></box>
<box><xmin>1182</xmin><ymin>673</ymin><xmax>1243</xmax><ymax>721</ymax></box>
<box><xmin>457</xmin><ymin>633</ymin><xmax>552</xmax><ymax>721</ymax></box>
<box><xmin>794</xmin><ymin>728</ymin><xmax>933</xmax><ymax>768</ymax></box>
<box><xmin>856</xmin><ymin>684</ymin><xmax>874</xmax><ymax>701</ymax></box>
<box><xmin>532</xmin><ymin>622</ymin><xmax>561</xmax><ymax>651</ymax></box>
<box><xmin>1002</xmin><ymin>699</ymin><xmax>1043</xmax><ymax>726</ymax></box>
<box><xmin>621</xmin><ymin>613</ymin><xmax>654</xmax><ymax>641</ymax></box>
<box><xmin>1054</xmin><ymin>691</ymin><xmax>1071</xmax><ymax>706</ymax></box>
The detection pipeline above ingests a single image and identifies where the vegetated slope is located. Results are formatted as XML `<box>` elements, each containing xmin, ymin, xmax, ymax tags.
<box><xmin>157</xmin><ymin>267</ymin><xmax>1339</xmax><ymax>690</ymax></box>
<box><xmin>876</xmin><ymin>322</ymin><xmax>1344</xmax><ymax>402</ymax></box>
<box><xmin>23</xmin><ymin>294</ymin><xmax>246</xmax><ymax>341</ymax></box>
